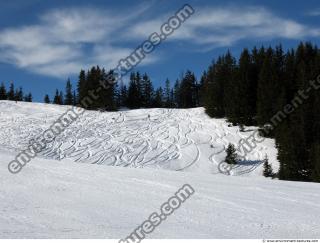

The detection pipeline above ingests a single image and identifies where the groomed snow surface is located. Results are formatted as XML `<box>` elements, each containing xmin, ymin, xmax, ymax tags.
<box><xmin>0</xmin><ymin>101</ymin><xmax>319</xmax><ymax>239</ymax></box>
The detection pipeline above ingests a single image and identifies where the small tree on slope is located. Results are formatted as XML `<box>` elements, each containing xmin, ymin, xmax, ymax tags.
<box><xmin>225</xmin><ymin>143</ymin><xmax>238</xmax><ymax>165</ymax></box>
<box><xmin>44</xmin><ymin>94</ymin><xmax>51</xmax><ymax>104</ymax></box>
<box><xmin>263</xmin><ymin>155</ymin><xmax>273</xmax><ymax>177</ymax></box>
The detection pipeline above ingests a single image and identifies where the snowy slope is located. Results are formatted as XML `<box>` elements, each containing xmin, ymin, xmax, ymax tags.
<box><xmin>1</xmin><ymin>151</ymin><xmax>320</xmax><ymax>238</ymax></box>
<box><xmin>1</xmin><ymin>101</ymin><xmax>319</xmax><ymax>239</ymax></box>
<box><xmin>0</xmin><ymin>101</ymin><xmax>278</xmax><ymax>176</ymax></box>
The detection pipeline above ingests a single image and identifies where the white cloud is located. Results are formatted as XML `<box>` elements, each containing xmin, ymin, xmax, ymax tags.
<box><xmin>41</xmin><ymin>8</ymin><xmax>128</xmax><ymax>43</ymax></box>
<box><xmin>0</xmin><ymin>5</ymin><xmax>154</xmax><ymax>78</ymax></box>
<box><xmin>0</xmin><ymin>5</ymin><xmax>320</xmax><ymax>78</ymax></box>
<box><xmin>306</xmin><ymin>9</ymin><xmax>320</xmax><ymax>16</ymax></box>
<box><xmin>128</xmin><ymin>6</ymin><xmax>320</xmax><ymax>48</ymax></box>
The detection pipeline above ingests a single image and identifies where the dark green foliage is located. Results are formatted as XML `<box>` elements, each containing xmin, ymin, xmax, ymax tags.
<box><xmin>263</xmin><ymin>155</ymin><xmax>273</xmax><ymax>178</ymax></box>
<box><xmin>0</xmin><ymin>83</ymin><xmax>7</xmax><ymax>100</ymax></box>
<box><xmin>311</xmin><ymin>144</ymin><xmax>320</xmax><ymax>182</ymax></box>
<box><xmin>59</xmin><ymin>91</ymin><xmax>64</xmax><ymax>105</ymax></box>
<box><xmin>126</xmin><ymin>71</ymin><xmax>143</xmax><ymax>109</ymax></box>
<box><xmin>76</xmin><ymin>66</ymin><xmax>116</xmax><ymax>110</ymax></box>
<box><xmin>0</xmin><ymin>82</ymin><xmax>32</xmax><ymax>102</ymax></box>
<box><xmin>7</xmin><ymin>82</ymin><xmax>15</xmax><ymax>100</ymax></box>
<box><xmin>257</xmin><ymin>47</ymin><xmax>280</xmax><ymax>126</ymax></box>
<box><xmin>53</xmin><ymin>89</ymin><xmax>63</xmax><ymax>105</ymax></box>
<box><xmin>202</xmin><ymin>42</ymin><xmax>320</xmax><ymax>183</ymax></box>
<box><xmin>77</xmin><ymin>70</ymin><xmax>87</xmax><ymax>104</ymax></box>
<box><xmin>235</xmin><ymin>48</ymin><xmax>257</xmax><ymax>125</ymax></box>
<box><xmin>14</xmin><ymin>87</ymin><xmax>24</xmax><ymax>101</ymax></box>
<box><xmin>127</xmin><ymin>72</ymin><xmax>141</xmax><ymax>109</ymax></box>
<box><xmin>198</xmin><ymin>71</ymin><xmax>207</xmax><ymax>107</ymax></box>
<box><xmin>164</xmin><ymin>78</ymin><xmax>171</xmax><ymax>108</ymax></box>
<box><xmin>119</xmin><ymin>80</ymin><xmax>128</xmax><ymax>107</ymax></box>
<box><xmin>225</xmin><ymin>143</ymin><xmax>238</xmax><ymax>165</ymax></box>
<box><xmin>153</xmin><ymin>87</ymin><xmax>163</xmax><ymax>108</ymax></box>
<box><xmin>203</xmin><ymin>58</ymin><xmax>227</xmax><ymax>118</ymax></box>
<box><xmin>141</xmin><ymin>73</ymin><xmax>154</xmax><ymax>108</ymax></box>
<box><xmin>73</xmin><ymin>90</ymin><xmax>77</xmax><ymax>106</ymax></box>
<box><xmin>178</xmin><ymin>70</ymin><xmax>198</xmax><ymax>108</ymax></box>
<box><xmin>173</xmin><ymin>79</ymin><xmax>180</xmax><ymax>107</ymax></box>
<box><xmin>44</xmin><ymin>94</ymin><xmax>51</xmax><ymax>104</ymax></box>
<box><xmin>24</xmin><ymin>93</ymin><xmax>32</xmax><ymax>102</ymax></box>
<box><xmin>64</xmin><ymin>79</ymin><xmax>74</xmax><ymax>105</ymax></box>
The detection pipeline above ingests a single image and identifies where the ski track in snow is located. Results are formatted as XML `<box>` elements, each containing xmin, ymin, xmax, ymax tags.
<box><xmin>0</xmin><ymin>101</ymin><xmax>278</xmax><ymax>176</ymax></box>
<box><xmin>1</xmin><ymin>101</ymin><xmax>320</xmax><ymax>239</ymax></box>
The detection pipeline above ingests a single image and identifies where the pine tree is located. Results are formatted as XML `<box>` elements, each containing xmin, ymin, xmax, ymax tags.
<box><xmin>73</xmin><ymin>90</ymin><xmax>77</xmax><ymax>106</ymax></box>
<box><xmin>153</xmin><ymin>87</ymin><xmax>163</xmax><ymax>107</ymax></box>
<box><xmin>311</xmin><ymin>143</ymin><xmax>320</xmax><ymax>182</ymax></box>
<box><xmin>198</xmin><ymin>71</ymin><xmax>207</xmax><ymax>107</ymax></box>
<box><xmin>53</xmin><ymin>90</ymin><xmax>63</xmax><ymax>105</ymax></box>
<box><xmin>311</xmin><ymin>76</ymin><xmax>320</xmax><ymax>182</ymax></box>
<box><xmin>170</xmin><ymin>88</ymin><xmax>174</xmax><ymax>108</ymax></box>
<box><xmin>250</xmin><ymin>46</ymin><xmax>265</xmax><ymax>123</ymax></box>
<box><xmin>127</xmin><ymin>72</ymin><xmax>140</xmax><ymax>109</ymax></box>
<box><xmin>233</xmin><ymin>48</ymin><xmax>256</xmax><ymax>125</ymax></box>
<box><xmin>119</xmin><ymin>80</ymin><xmax>128</xmax><ymax>107</ymax></box>
<box><xmin>105</xmin><ymin>69</ymin><xmax>117</xmax><ymax>111</ymax></box>
<box><xmin>14</xmin><ymin>87</ymin><xmax>23</xmax><ymax>101</ymax></box>
<box><xmin>222</xmin><ymin>51</ymin><xmax>237</xmax><ymax>120</ymax></box>
<box><xmin>263</xmin><ymin>155</ymin><xmax>273</xmax><ymax>177</ymax></box>
<box><xmin>64</xmin><ymin>79</ymin><xmax>73</xmax><ymax>105</ymax></box>
<box><xmin>225</xmin><ymin>143</ymin><xmax>238</xmax><ymax>165</ymax></box>
<box><xmin>141</xmin><ymin>73</ymin><xmax>153</xmax><ymax>108</ymax></box>
<box><xmin>85</xmin><ymin>66</ymin><xmax>99</xmax><ymax>109</ymax></box>
<box><xmin>0</xmin><ymin>83</ymin><xmax>7</xmax><ymax>100</ymax></box>
<box><xmin>201</xmin><ymin>42</ymin><xmax>320</xmax><ymax>182</ymax></box>
<box><xmin>77</xmin><ymin>70</ymin><xmax>87</xmax><ymax>105</ymax></box>
<box><xmin>164</xmin><ymin>78</ymin><xmax>171</xmax><ymax>108</ymax></box>
<box><xmin>204</xmin><ymin>58</ymin><xmax>226</xmax><ymax>117</ymax></box>
<box><xmin>135</xmin><ymin>72</ymin><xmax>142</xmax><ymax>107</ymax></box>
<box><xmin>173</xmin><ymin>79</ymin><xmax>180</xmax><ymax>108</ymax></box>
<box><xmin>179</xmin><ymin>70</ymin><xmax>197</xmax><ymax>108</ymax></box>
<box><xmin>59</xmin><ymin>91</ymin><xmax>64</xmax><ymax>105</ymax></box>
<box><xmin>126</xmin><ymin>72</ymin><xmax>143</xmax><ymax>108</ymax></box>
<box><xmin>24</xmin><ymin>93</ymin><xmax>32</xmax><ymax>102</ymax></box>
<box><xmin>44</xmin><ymin>94</ymin><xmax>51</xmax><ymax>104</ymax></box>
<box><xmin>7</xmin><ymin>82</ymin><xmax>15</xmax><ymax>100</ymax></box>
<box><xmin>257</xmin><ymin>47</ymin><xmax>276</xmax><ymax>126</ymax></box>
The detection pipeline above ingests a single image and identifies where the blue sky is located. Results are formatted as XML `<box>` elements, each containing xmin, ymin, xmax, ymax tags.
<box><xmin>0</xmin><ymin>0</ymin><xmax>320</xmax><ymax>102</ymax></box>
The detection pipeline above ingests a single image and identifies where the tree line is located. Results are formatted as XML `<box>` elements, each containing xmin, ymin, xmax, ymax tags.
<box><xmin>0</xmin><ymin>82</ymin><xmax>32</xmax><ymax>102</ymax></box>
<box><xmin>201</xmin><ymin>42</ymin><xmax>320</xmax><ymax>183</ymax></box>
<box><xmin>44</xmin><ymin>66</ymin><xmax>201</xmax><ymax>110</ymax></box>
<box><xmin>44</xmin><ymin>79</ymin><xmax>77</xmax><ymax>106</ymax></box>
<box><xmin>118</xmin><ymin>70</ymin><xmax>200</xmax><ymax>109</ymax></box>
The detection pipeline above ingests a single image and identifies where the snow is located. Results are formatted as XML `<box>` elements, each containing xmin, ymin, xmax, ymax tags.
<box><xmin>0</xmin><ymin>101</ymin><xmax>319</xmax><ymax>239</ymax></box>
<box><xmin>0</xmin><ymin>101</ymin><xmax>278</xmax><ymax>176</ymax></box>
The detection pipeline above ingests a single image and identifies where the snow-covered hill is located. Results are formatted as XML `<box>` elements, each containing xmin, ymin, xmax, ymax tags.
<box><xmin>0</xmin><ymin>101</ymin><xmax>278</xmax><ymax>176</ymax></box>
<box><xmin>0</xmin><ymin>101</ymin><xmax>319</xmax><ymax>239</ymax></box>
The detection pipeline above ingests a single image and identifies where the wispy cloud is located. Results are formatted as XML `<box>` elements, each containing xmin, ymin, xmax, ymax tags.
<box><xmin>0</xmin><ymin>4</ymin><xmax>319</xmax><ymax>78</ymax></box>
<box><xmin>306</xmin><ymin>8</ymin><xmax>320</xmax><ymax>16</ymax></box>
<box><xmin>128</xmin><ymin>6</ymin><xmax>320</xmax><ymax>48</ymax></box>
<box><xmin>0</xmin><ymin>6</ymin><xmax>153</xmax><ymax>78</ymax></box>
